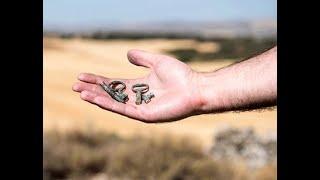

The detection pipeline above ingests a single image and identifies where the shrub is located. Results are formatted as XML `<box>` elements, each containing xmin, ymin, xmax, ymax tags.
<box><xmin>44</xmin><ymin>130</ymin><xmax>276</xmax><ymax>180</ymax></box>
<box><xmin>167</xmin><ymin>38</ymin><xmax>276</xmax><ymax>62</ymax></box>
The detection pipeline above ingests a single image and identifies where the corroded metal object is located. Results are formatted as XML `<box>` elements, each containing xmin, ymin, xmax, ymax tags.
<box><xmin>100</xmin><ymin>81</ymin><xmax>128</xmax><ymax>103</ymax></box>
<box><xmin>132</xmin><ymin>84</ymin><xmax>155</xmax><ymax>104</ymax></box>
<box><xmin>142</xmin><ymin>93</ymin><xmax>155</xmax><ymax>104</ymax></box>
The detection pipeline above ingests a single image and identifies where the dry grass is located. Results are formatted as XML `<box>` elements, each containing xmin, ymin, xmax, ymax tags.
<box><xmin>44</xmin><ymin>130</ymin><xmax>276</xmax><ymax>180</ymax></box>
<box><xmin>44</xmin><ymin>37</ymin><xmax>277</xmax><ymax>179</ymax></box>
<box><xmin>43</xmin><ymin>37</ymin><xmax>276</xmax><ymax>148</ymax></box>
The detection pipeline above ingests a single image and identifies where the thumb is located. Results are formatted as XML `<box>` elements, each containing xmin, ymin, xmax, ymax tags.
<box><xmin>127</xmin><ymin>49</ymin><xmax>161</xmax><ymax>68</ymax></box>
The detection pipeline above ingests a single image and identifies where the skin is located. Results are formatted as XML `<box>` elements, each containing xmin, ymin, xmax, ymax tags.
<box><xmin>72</xmin><ymin>47</ymin><xmax>277</xmax><ymax>123</ymax></box>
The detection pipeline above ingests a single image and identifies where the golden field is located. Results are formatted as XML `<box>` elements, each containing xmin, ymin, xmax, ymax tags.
<box><xmin>43</xmin><ymin>37</ymin><xmax>276</xmax><ymax>149</ymax></box>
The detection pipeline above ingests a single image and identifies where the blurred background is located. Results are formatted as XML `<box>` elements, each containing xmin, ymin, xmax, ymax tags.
<box><xmin>43</xmin><ymin>0</ymin><xmax>277</xmax><ymax>179</ymax></box>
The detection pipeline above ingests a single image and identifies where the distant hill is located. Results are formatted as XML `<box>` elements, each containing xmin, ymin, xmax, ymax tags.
<box><xmin>44</xmin><ymin>20</ymin><xmax>277</xmax><ymax>39</ymax></box>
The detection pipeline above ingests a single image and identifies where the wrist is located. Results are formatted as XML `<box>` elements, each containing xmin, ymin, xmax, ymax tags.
<box><xmin>190</xmin><ymin>71</ymin><xmax>221</xmax><ymax>114</ymax></box>
<box><xmin>192</xmin><ymin>70</ymin><xmax>228</xmax><ymax>114</ymax></box>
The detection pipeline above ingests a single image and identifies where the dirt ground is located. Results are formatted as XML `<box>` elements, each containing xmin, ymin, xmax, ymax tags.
<box><xmin>43</xmin><ymin>37</ymin><xmax>277</xmax><ymax>148</ymax></box>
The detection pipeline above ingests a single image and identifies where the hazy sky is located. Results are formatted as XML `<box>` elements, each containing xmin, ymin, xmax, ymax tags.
<box><xmin>44</xmin><ymin>0</ymin><xmax>277</xmax><ymax>27</ymax></box>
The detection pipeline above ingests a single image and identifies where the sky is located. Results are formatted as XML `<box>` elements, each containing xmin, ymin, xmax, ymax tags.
<box><xmin>44</xmin><ymin>0</ymin><xmax>277</xmax><ymax>29</ymax></box>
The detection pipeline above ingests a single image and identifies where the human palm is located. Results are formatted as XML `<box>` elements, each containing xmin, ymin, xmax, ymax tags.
<box><xmin>72</xmin><ymin>50</ymin><xmax>201</xmax><ymax>123</ymax></box>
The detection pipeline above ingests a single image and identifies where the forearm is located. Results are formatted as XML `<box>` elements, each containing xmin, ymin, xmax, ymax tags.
<box><xmin>195</xmin><ymin>47</ymin><xmax>277</xmax><ymax>113</ymax></box>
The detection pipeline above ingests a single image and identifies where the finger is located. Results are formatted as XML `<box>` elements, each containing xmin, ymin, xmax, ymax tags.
<box><xmin>77</xmin><ymin>72</ymin><xmax>146</xmax><ymax>88</ymax></box>
<box><xmin>80</xmin><ymin>90</ymin><xmax>141</xmax><ymax>120</ymax></box>
<box><xmin>78</xmin><ymin>73</ymin><xmax>110</xmax><ymax>84</ymax></box>
<box><xmin>80</xmin><ymin>90</ymin><xmax>99</xmax><ymax>102</ymax></box>
<box><xmin>72</xmin><ymin>82</ymin><xmax>106</xmax><ymax>95</ymax></box>
<box><xmin>127</xmin><ymin>49</ymin><xmax>163</xmax><ymax>68</ymax></box>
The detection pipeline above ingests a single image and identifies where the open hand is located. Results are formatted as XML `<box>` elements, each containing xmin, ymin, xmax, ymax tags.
<box><xmin>72</xmin><ymin>50</ymin><xmax>202</xmax><ymax>123</ymax></box>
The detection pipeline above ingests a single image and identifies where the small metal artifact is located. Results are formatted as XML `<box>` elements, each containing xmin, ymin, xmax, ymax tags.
<box><xmin>100</xmin><ymin>81</ymin><xmax>128</xmax><ymax>103</ymax></box>
<box><xmin>142</xmin><ymin>93</ymin><xmax>155</xmax><ymax>104</ymax></box>
<box><xmin>132</xmin><ymin>84</ymin><xmax>155</xmax><ymax>105</ymax></box>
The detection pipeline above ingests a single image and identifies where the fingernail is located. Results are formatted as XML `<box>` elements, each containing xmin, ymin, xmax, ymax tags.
<box><xmin>78</xmin><ymin>73</ymin><xmax>85</xmax><ymax>80</ymax></box>
<box><xmin>72</xmin><ymin>83</ymin><xmax>79</xmax><ymax>91</ymax></box>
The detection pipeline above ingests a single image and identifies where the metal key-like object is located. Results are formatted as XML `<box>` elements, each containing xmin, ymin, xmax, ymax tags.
<box><xmin>132</xmin><ymin>84</ymin><xmax>150</xmax><ymax>105</ymax></box>
<box><xmin>100</xmin><ymin>81</ymin><xmax>128</xmax><ymax>103</ymax></box>
<box><xmin>142</xmin><ymin>93</ymin><xmax>155</xmax><ymax>104</ymax></box>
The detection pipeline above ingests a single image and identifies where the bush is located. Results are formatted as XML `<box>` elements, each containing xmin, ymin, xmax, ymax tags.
<box><xmin>167</xmin><ymin>38</ymin><xmax>276</xmax><ymax>62</ymax></box>
<box><xmin>210</xmin><ymin>127</ymin><xmax>277</xmax><ymax>169</ymax></box>
<box><xmin>44</xmin><ymin>130</ymin><xmax>276</xmax><ymax>180</ymax></box>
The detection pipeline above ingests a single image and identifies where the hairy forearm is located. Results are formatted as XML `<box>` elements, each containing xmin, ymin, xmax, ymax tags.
<box><xmin>195</xmin><ymin>47</ymin><xmax>277</xmax><ymax>114</ymax></box>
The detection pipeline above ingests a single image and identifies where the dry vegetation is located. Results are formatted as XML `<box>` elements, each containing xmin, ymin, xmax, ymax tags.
<box><xmin>44</xmin><ymin>130</ymin><xmax>276</xmax><ymax>180</ymax></box>
<box><xmin>43</xmin><ymin>37</ymin><xmax>277</xmax><ymax>179</ymax></box>
<box><xmin>43</xmin><ymin>37</ymin><xmax>276</xmax><ymax>147</ymax></box>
